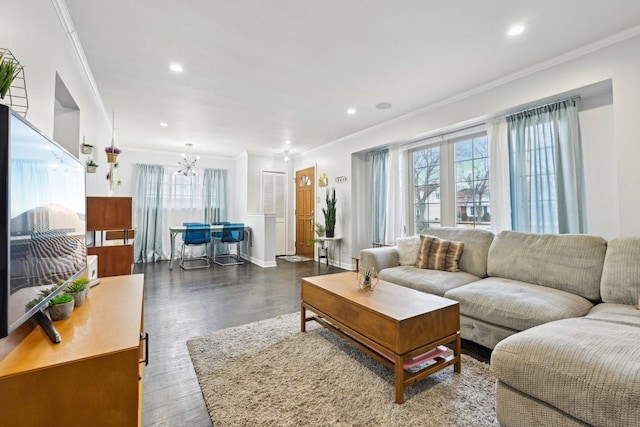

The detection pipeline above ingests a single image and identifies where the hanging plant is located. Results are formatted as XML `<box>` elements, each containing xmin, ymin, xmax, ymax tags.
<box><xmin>0</xmin><ymin>52</ymin><xmax>20</xmax><ymax>100</ymax></box>
<box><xmin>105</xmin><ymin>145</ymin><xmax>121</xmax><ymax>163</ymax></box>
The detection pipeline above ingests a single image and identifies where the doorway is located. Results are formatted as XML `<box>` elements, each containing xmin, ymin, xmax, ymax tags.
<box><xmin>295</xmin><ymin>167</ymin><xmax>315</xmax><ymax>259</ymax></box>
<box><xmin>261</xmin><ymin>171</ymin><xmax>286</xmax><ymax>256</ymax></box>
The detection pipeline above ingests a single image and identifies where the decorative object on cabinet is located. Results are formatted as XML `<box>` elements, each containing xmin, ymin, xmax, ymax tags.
<box><xmin>65</xmin><ymin>282</ymin><xmax>87</xmax><ymax>308</ymax></box>
<box><xmin>48</xmin><ymin>294</ymin><xmax>74</xmax><ymax>321</ymax></box>
<box><xmin>0</xmin><ymin>48</ymin><xmax>28</xmax><ymax>117</ymax></box>
<box><xmin>323</xmin><ymin>187</ymin><xmax>337</xmax><ymax>238</ymax></box>
<box><xmin>318</xmin><ymin>172</ymin><xmax>328</xmax><ymax>187</ymax></box>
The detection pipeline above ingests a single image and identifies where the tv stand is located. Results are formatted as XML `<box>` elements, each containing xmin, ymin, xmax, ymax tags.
<box><xmin>31</xmin><ymin>309</ymin><xmax>61</xmax><ymax>344</ymax></box>
<box><xmin>0</xmin><ymin>274</ymin><xmax>145</xmax><ymax>426</ymax></box>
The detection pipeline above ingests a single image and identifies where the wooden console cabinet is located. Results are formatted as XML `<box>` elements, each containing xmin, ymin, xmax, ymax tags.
<box><xmin>0</xmin><ymin>274</ymin><xmax>146</xmax><ymax>427</ymax></box>
<box><xmin>87</xmin><ymin>196</ymin><xmax>134</xmax><ymax>277</ymax></box>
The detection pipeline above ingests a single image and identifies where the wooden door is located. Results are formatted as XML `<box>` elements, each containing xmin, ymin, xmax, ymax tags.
<box><xmin>295</xmin><ymin>167</ymin><xmax>315</xmax><ymax>258</ymax></box>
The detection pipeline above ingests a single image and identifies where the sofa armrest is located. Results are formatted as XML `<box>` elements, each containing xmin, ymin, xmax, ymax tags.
<box><xmin>359</xmin><ymin>246</ymin><xmax>400</xmax><ymax>272</ymax></box>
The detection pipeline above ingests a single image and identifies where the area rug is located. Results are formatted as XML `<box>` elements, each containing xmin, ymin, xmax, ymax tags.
<box><xmin>187</xmin><ymin>313</ymin><xmax>498</xmax><ymax>426</ymax></box>
<box><xmin>278</xmin><ymin>255</ymin><xmax>313</xmax><ymax>262</ymax></box>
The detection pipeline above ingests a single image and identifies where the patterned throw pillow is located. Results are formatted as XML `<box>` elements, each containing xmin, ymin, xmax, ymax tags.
<box><xmin>397</xmin><ymin>235</ymin><xmax>421</xmax><ymax>266</ymax></box>
<box><xmin>416</xmin><ymin>235</ymin><xmax>464</xmax><ymax>272</ymax></box>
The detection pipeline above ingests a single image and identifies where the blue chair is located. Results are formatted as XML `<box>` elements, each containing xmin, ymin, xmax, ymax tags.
<box><xmin>213</xmin><ymin>223</ymin><xmax>245</xmax><ymax>266</ymax></box>
<box><xmin>180</xmin><ymin>223</ymin><xmax>211</xmax><ymax>269</ymax></box>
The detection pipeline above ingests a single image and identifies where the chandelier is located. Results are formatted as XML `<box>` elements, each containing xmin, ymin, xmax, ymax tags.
<box><xmin>176</xmin><ymin>143</ymin><xmax>200</xmax><ymax>176</ymax></box>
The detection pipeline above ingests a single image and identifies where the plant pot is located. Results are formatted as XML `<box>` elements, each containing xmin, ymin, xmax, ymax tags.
<box><xmin>106</xmin><ymin>153</ymin><xmax>118</xmax><ymax>163</ymax></box>
<box><xmin>326</xmin><ymin>229</ymin><xmax>335</xmax><ymax>238</ymax></box>
<box><xmin>67</xmin><ymin>289</ymin><xmax>87</xmax><ymax>308</ymax></box>
<box><xmin>87</xmin><ymin>166</ymin><xmax>97</xmax><ymax>173</ymax></box>
<box><xmin>82</xmin><ymin>145</ymin><xmax>93</xmax><ymax>154</ymax></box>
<box><xmin>49</xmin><ymin>300</ymin><xmax>74</xmax><ymax>321</ymax></box>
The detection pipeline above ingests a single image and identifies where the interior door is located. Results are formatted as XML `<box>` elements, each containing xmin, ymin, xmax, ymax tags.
<box><xmin>295</xmin><ymin>167</ymin><xmax>315</xmax><ymax>258</ymax></box>
<box><xmin>262</xmin><ymin>171</ymin><xmax>286</xmax><ymax>256</ymax></box>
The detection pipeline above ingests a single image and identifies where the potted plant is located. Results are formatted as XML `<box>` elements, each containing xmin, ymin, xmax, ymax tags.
<box><xmin>105</xmin><ymin>146</ymin><xmax>121</xmax><ymax>163</ymax></box>
<box><xmin>73</xmin><ymin>277</ymin><xmax>91</xmax><ymax>296</ymax></box>
<box><xmin>48</xmin><ymin>294</ymin><xmax>74</xmax><ymax>321</ymax></box>
<box><xmin>309</xmin><ymin>222</ymin><xmax>328</xmax><ymax>257</ymax></box>
<box><xmin>81</xmin><ymin>142</ymin><xmax>94</xmax><ymax>154</ymax></box>
<box><xmin>0</xmin><ymin>53</ymin><xmax>20</xmax><ymax>100</ymax></box>
<box><xmin>323</xmin><ymin>188</ymin><xmax>337</xmax><ymax>238</ymax></box>
<box><xmin>86</xmin><ymin>160</ymin><xmax>98</xmax><ymax>173</ymax></box>
<box><xmin>65</xmin><ymin>282</ymin><xmax>86</xmax><ymax>307</ymax></box>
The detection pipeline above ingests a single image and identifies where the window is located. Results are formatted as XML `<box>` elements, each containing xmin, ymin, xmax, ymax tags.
<box><xmin>412</xmin><ymin>146</ymin><xmax>440</xmax><ymax>233</ymax></box>
<box><xmin>411</xmin><ymin>133</ymin><xmax>490</xmax><ymax>234</ymax></box>
<box><xmin>455</xmin><ymin>135</ymin><xmax>490</xmax><ymax>229</ymax></box>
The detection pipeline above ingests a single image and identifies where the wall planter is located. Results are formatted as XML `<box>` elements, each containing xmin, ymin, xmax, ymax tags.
<box><xmin>82</xmin><ymin>144</ymin><xmax>93</xmax><ymax>154</ymax></box>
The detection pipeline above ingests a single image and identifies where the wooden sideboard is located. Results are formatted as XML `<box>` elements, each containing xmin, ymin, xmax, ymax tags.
<box><xmin>0</xmin><ymin>274</ymin><xmax>146</xmax><ymax>426</ymax></box>
<box><xmin>87</xmin><ymin>196</ymin><xmax>134</xmax><ymax>277</ymax></box>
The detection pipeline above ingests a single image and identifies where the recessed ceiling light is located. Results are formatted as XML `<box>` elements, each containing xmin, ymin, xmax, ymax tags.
<box><xmin>507</xmin><ymin>24</ymin><xmax>525</xmax><ymax>37</ymax></box>
<box><xmin>160</xmin><ymin>122</ymin><xmax>168</xmax><ymax>127</ymax></box>
<box><xmin>285</xmin><ymin>140</ymin><xmax>291</xmax><ymax>145</ymax></box>
<box><xmin>347</xmin><ymin>108</ymin><xmax>357</xmax><ymax>115</ymax></box>
<box><xmin>170</xmin><ymin>63</ymin><xmax>184</xmax><ymax>73</ymax></box>
<box><xmin>375</xmin><ymin>102</ymin><xmax>392</xmax><ymax>110</ymax></box>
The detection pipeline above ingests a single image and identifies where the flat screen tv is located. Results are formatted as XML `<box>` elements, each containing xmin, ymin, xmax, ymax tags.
<box><xmin>0</xmin><ymin>104</ymin><xmax>87</xmax><ymax>343</ymax></box>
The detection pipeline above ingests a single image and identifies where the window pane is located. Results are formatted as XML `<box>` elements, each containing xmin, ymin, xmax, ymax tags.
<box><xmin>413</xmin><ymin>146</ymin><xmax>440</xmax><ymax>234</ymax></box>
<box><xmin>455</xmin><ymin>136</ymin><xmax>490</xmax><ymax>229</ymax></box>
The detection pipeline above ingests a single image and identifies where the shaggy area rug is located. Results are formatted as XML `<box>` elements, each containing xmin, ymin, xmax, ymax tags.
<box><xmin>187</xmin><ymin>313</ymin><xmax>498</xmax><ymax>426</ymax></box>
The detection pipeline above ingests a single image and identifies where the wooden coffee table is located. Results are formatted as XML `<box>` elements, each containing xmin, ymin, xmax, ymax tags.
<box><xmin>301</xmin><ymin>272</ymin><xmax>461</xmax><ymax>404</ymax></box>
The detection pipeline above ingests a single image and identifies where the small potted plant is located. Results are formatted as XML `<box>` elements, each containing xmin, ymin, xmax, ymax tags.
<box><xmin>65</xmin><ymin>282</ymin><xmax>87</xmax><ymax>307</ymax></box>
<box><xmin>86</xmin><ymin>159</ymin><xmax>98</xmax><ymax>173</ymax></box>
<box><xmin>48</xmin><ymin>294</ymin><xmax>74</xmax><ymax>321</ymax></box>
<box><xmin>309</xmin><ymin>222</ymin><xmax>327</xmax><ymax>258</ymax></box>
<box><xmin>0</xmin><ymin>53</ymin><xmax>20</xmax><ymax>100</ymax></box>
<box><xmin>73</xmin><ymin>277</ymin><xmax>91</xmax><ymax>296</ymax></box>
<box><xmin>81</xmin><ymin>142</ymin><xmax>94</xmax><ymax>154</ymax></box>
<box><xmin>105</xmin><ymin>146</ymin><xmax>121</xmax><ymax>163</ymax></box>
<box><xmin>323</xmin><ymin>188</ymin><xmax>337</xmax><ymax>238</ymax></box>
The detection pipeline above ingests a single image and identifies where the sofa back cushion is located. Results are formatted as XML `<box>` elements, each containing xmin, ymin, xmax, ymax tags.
<box><xmin>421</xmin><ymin>227</ymin><xmax>494</xmax><ymax>278</ymax></box>
<box><xmin>600</xmin><ymin>237</ymin><xmax>640</xmax><ymax>305</ymax></box>
<box><xmin>487</xmin><ymin>230</ymin><xmax>607</xmax><ymax>300</ymax></box>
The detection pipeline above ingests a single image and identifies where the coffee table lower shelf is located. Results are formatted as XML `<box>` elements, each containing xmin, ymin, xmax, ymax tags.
<box><xmin>301</xmin><ymin>303</ymin><xmax>461</xmax><ymax>404</ymax></box>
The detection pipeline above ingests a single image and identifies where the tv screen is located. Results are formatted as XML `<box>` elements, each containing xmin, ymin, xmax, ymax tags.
<box><xmin>0</xmin><ymin>104</ymin><xmax>87</xmax><ymax>341</ymax></box>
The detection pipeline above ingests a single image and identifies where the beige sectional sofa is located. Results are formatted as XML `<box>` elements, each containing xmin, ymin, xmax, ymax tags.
<box><xmin>359</xmin><ymin>228</ymin><xmax>640</xmax><ymax>427</ymax></box>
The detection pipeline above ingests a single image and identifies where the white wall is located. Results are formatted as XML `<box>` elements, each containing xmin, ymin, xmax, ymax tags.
<box><xmin>0</xmin><ymin>1</ymin><xmax>111</xmax><ymax>159</ymax></box>
<box><xmin>293</xmin><ymin>33</ymin><xmax>640</xmax><ymax>266</ymax></box>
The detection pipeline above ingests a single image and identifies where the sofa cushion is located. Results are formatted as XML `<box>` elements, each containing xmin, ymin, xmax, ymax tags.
<box><xmin>416</xmin><ymin>235</ymin><xmax>463</xmax><ymax>271</ymax></box>
<box><xmin>600</xmin><ymin>237</ymin><xmax>640</xmax><ymax>305</ymax></box>
<box><xmin>491</xmin><ymin>317</ymin><xmax>640</xmax><ymax>427</ymax></box>
<box><xmin>487</xmin><ymin>230</ymin><xmax>607</xmax><ymax>301</ymax></box>
<box><xmin>587</xmin><ymin>302</ymin><xmax>640</xmax><ymax>328</ymax></box>
<box><xmin>420</xmin><ymin>227</ymin><xmax>494</xmax><ymax>277</ymax></box>
<box><xmin>444</xmin><ymin>277</ymin><xmax>594</xmax><ymax>331</ymax></box>
<box><xmin>377</xmin><ymin>266</ymin><xmax>480</xmax><ymax>297</ymax></box>
<box><xmin>445</xmin><ymin>240</ymin><xmax>464</xmax><ymax>272</ymax></box>
<box><xmin>396</xmin><ymin>235</ymin><xmax>421</xmax><ymax>266</ymax></box>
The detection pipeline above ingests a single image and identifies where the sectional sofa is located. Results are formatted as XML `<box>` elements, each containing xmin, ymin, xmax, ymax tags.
<box><xmin>359</xmin><ymin>228</ymin><xmax>640</xmax><ymax>427</ymax></box>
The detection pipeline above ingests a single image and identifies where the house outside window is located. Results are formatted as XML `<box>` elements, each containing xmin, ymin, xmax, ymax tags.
<box><xmin>411</xmin><ymin>133</ymin><xmax>490</xmax><ymax>234</ymax></box>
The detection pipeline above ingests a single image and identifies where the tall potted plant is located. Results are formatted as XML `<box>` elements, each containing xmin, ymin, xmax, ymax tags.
<box><xmin>323</xmin><ymin>187</ymin><xmax>337</xmax><ymax>238</ymax></box>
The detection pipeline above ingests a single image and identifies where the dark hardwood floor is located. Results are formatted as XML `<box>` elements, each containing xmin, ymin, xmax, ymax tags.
<box><xmin>135</xmin><ymin>258</ymin><xmax>491</xmax><ymax>426</ymax></box>
<box><xmin>136</xmin><ymin>258</ymin><xmax>340</xmax><ymax>427</ymax></box>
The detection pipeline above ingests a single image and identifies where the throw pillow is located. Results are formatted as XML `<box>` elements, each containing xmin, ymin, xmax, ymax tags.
<box><xmin>397</xmin><ymin>235</ymin><xmax>421</xmax><ymax>266</ymax></box>
<box><xmin>416</xmin><ymin>234</ymin><xmax>464</xmax><ymax>272</ymax></box>
<box><xmin>445</xmin><ymin>240</ymin><xmax>464</xmax><ymax>272</ymax></box>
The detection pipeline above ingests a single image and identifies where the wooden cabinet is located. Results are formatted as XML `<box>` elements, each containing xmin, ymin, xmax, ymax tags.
<box><xmin>0</xmin><ymin>274</ymin><xmax>146</xmax><ymax>427</ymax></box>
<box><xmin>87</xmin><ymin>196</ymin><xmax>134</xmax><ymax>277</ymax></box>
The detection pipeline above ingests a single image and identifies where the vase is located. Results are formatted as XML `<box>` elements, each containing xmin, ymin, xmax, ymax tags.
<box><xmin>106</xmin><ymin>153</ymin><xmax>118</xmax><ymax>163</ymax></box>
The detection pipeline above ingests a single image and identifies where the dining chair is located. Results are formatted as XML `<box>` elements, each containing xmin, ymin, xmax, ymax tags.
<box><xmin>180</xmin><ymin>223</ymin><xmax>211</xmax><ymax>269</ymax></box>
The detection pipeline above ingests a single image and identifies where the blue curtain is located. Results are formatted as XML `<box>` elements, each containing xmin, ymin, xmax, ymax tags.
<box><xmin>133</xmin><ymin>164</ymin><xmax>165</xmax><ymax>263</ymax></box>
<box><xmin>203</xmin><ymin>168</ymin><xmax>227</xmax><ymax>223</ymax></box>
<box><xmin>370</xmin><ymin>150</ymin><xmax>388</xmax><ymax>244</ymax></box>
<box><xmin>508</xmin><ymin>99</ymin><xmax>585</xmax><ymax>233</ymax></box>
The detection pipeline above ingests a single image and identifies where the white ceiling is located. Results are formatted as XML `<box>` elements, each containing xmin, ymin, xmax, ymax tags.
<box><xmin>64</xmin><ymin>1</ymin><xmax>640</xmax><ymax>159</ymax></box>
